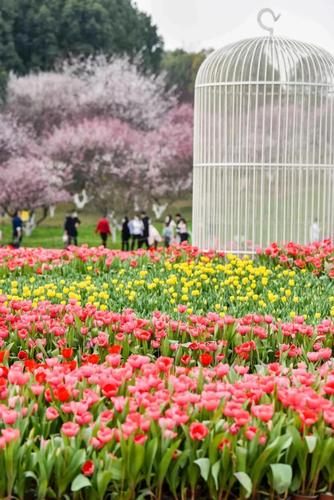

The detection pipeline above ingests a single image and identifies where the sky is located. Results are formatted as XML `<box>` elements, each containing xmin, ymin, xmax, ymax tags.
<box><xmin>134</xmin><ymin>0</ymin><xmax>334</xmax><ymax>54</ymax></box>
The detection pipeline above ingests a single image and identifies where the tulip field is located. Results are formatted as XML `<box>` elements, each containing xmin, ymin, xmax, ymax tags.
<box><xmin>1</xmin><ymin>242</ymin><xmax>334</xmax><ymax>499</ymax></box>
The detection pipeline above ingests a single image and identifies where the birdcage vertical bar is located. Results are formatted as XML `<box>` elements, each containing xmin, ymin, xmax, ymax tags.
<box><xmin>218</xmin><ymin>65</ymin><xmax>222</xmax><ymax>248</ymax></box>
<box><xmin>329</xmin><ymin>90</ymin><xmax>334</xmax><ymax>237</ymax></box>
<box><xmin>304</xmin><ymin>84</ymin><xmax>311</xmax><ymax>243</ymax></box>
<box><xmin>224</xmin><ymin>84</ymin><xmax>228</xmax><ymax>249</ymax></box>
<box><xmin>274</xmin><ymin>39</ymin><xmax>284</xmax><ymax>243</ymax></box>
<box><xmin>259</xmin><ymin>39</ymin><xmax>268</xmax><ymax>248</ymax></box>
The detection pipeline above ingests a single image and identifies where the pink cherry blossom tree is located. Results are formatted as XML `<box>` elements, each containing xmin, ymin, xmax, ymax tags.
<box><xmin>6</xmin><ymin>72</ymin><xmax>86</xmax><ymax>135</ymax></box>
<box><xmin>0</xmin><ymin>113</ymin><xmax>68</xmax><ymax>225</ymax></box>
<box><xmin>6</xmin><ymin>56</ymin><xmax>176</xmax><ymax>135</ymax></box>
<box><xmin>0</xmin><ymin>114</ymin><xmax>39</xmax><ymax>164</ymax></box>
<box><xmin>44</xmin><ymin>105</ymin><xmax>194</xmax><ymax>217</ymax></box>
<box><xmin>62</xmin><ymin>56</ymin><xmax>177</xmax><ymax>131</ymax></box>
<box><xmin>0</xmin><ymin>157</ymin><xmax>69</xmax><ymax>222</ymax></box>
<box><xmin>44</xmin><ymin>117</ymin><xmax>147</xmax><ymax>214</ymax></box>
<box><xmin>145</xmin><ymin>103</ymin><xmax>194</xmax><ymax>213</ymax></box>
<box><xmin>4</xmin><ymin>56</ymin><xmax>193</xmax><ymax>222</ymax></box>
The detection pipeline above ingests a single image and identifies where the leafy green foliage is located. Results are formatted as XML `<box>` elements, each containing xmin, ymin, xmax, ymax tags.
<box><xmin>161</xmin><ymin>49</ymin><xmax>209</xmax><ymax>102</ymax></box>
<box><xmin>71</xmin><ymin>474</ymin><xmax>91</xmax><ymax>492</ymax></box>
<box><xmin>270</xmin><ymin>463</ymin><xmax>292</xmax><ymax>494</ymax></box>
<box><xmin>234</xmin><ymin>472</ymin><xmax>252</xmax><ymax>498</ymax></box>
<box><xmin>0</xmin><ymin>0</ymin><xmax>163</xmax><ymax>87</ymax></box>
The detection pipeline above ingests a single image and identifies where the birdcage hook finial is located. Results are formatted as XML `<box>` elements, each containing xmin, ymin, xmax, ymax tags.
<box><xmin>257</xmin><ymin>8</ymin><xmax>281</xmax><ymax>36</ymax></box>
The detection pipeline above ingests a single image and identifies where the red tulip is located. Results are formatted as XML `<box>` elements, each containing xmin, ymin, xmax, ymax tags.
<box><xmin>87</xmin><ymin>354</ymin><xmax>99</xmax><ymax>364</ymax></box>
<box><xmin>199</xmin><ymin>353</ymin><xmax>213</xmax><ymax>366</ymax></box>
<box><xmin>82</xmin><ymin>460</ymin><xmax>95</xmax><ymax>476</ymax></box>
<box><xmin>180</xmin><ymin>355</ymin><xmax>191</xmax><ymax>365</ymax></box>
<box><xmin>0</xmin><ymin>351</ymin><xmax>8</xmax><ymax>363</ymax></box>
<box><xmin>108</xmin><ymin>345</ymin><xmax>122</xmax><ymax>354</ymax></box>
<box><xmin>61</xmin><ymin>348</ymin><xmax>74</xmax><ymax>359</ymax></box>
<box><xmin>189</xmin><ymin>422</ymin><xmax>209</xmax><ymax>441</ymax></box>
<box><xmin>134</xmin><ymin>434</ymin><xmax>148</xmax><ymax>445</ymax></box>
<box><xmin>54</xmin><ymin>386</ymin><xmax>70</xmax><ymax>402</ymax></box>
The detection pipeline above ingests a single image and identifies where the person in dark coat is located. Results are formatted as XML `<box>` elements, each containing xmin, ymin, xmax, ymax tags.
<box><xmin>139</xmin><ymin>211</ymin><xmax>150</xmax><ymax>249</ymax></box>
<box><xmin>12</xmin><ymin>211</ymin><xmax>23</xmax><ymax>249</ymax></box>
<box><xmin>179</xmin><ymin>218</ymin><xmax>189</xmax><ymax>243</ymax></box>
<box><xmin>64</xmin><ymin>211</ymin><xmax>81</xmax><ymax>246</ymax></box>
<box><xmin>121</xmin><ymin>216</ymin><xmax>131</xmax><ymax>251</ymax></box>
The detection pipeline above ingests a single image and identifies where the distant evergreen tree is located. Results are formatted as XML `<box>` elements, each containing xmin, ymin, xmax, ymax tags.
<box><xmin>0</xmin><ymin>0</ymin><xmax>20</xmax><ymax>94</ymax></box>
<box><xmin>0</xmin><ymin>0</ymin><xmax>163</xmax><ymax>93</ymax></box>
<box><xmin>161</xmin><ymin>49</ymin><xmax>210</xmax><ymax>102</ymax></box>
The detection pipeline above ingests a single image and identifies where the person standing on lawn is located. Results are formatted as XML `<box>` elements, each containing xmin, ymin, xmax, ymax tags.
<box><xmin>179</xmin><ymin>218</ymin><xmax>189</xmax><ymax>243</ymax></box>
<box><xmin>130</xmin><ymin>214</ymin><xmax>144</xmax><ymax>250</ymax></box>
<box><xmin>175</xmin><ymin>213</ymin><xmax>182</xmax><ymax>243</ymax></box>
<box><xmin>163</xmin><ymin>215</ymin><xmax>174</xmax><ymax>248</ymax></box>
<box><xmin>12</xmin><ymin>211</ymin><xmax>23</xmax><ymax>248</ymax></box>
<box><xmin>63</xmin><ymin>213</ymin><xmax>72</xmax><ymax>247</ymax></box>
<box><xmin>140</xmin><ymin>211</ymin><xmax>150</xmax><ymax>248</ymax></box>
<box><xmin>148</xmin><ymin>222</ymin><xmax>162</xmax><ymax>249</ymax></box>
<box><xmin>64</xmin><ymin>210</ymin><xmax>81</xmax><ymax>246</ymax></box>
<box><xmin>121</xmin><ymin>216</ymin><xmax>131</xmax><ymax>251</ymax></box>
<box><xmin>96</xmin><ymin>214</ymin><xmax>111</xmax><ymax>247</ymax></box>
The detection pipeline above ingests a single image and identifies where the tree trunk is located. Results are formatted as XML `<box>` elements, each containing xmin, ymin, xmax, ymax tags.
<box><xmin>36</xmin><ymin>206</ymin><xmax>49</xmax><ymax>226</ymax></box>
<box><xmin>73</xmin><ymin>189</ymin><xmax>89</xmax><ymax>209</ymax></box>
<box><xmin>152</xmin><ymin>201</ymin><xmax>168</xmax><ymax>220</ymax></box>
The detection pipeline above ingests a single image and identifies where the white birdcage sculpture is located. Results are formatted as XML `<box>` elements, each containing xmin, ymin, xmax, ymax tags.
<box><xmin>192</xmin><ymin>9</ymin><xmax>334</xmax><ymax>252</ymax></box>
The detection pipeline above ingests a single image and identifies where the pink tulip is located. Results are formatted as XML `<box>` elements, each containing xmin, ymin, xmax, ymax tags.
<box><xmin>46</xmin><ymin>407</ymin><xmax>59</xmax><ymax>421</ymax></box>
<box><xmin>1</xmin><ymin>428</ymin><xmax>20</xmax><ymax>443</ymax></box>
<box><xmin>2</xmin><ymin>410</ymin><xmax>18</xmax><ymax>425</ymax></box>
<box><xmin>61</xmin><ymin>422</ymin><xmax>80</xmax><ymax>437</ymax></box>
<box><xmin>97</xmin><ymin>426</ymin><xmax>114</xmax><ymax>444</ymax></box>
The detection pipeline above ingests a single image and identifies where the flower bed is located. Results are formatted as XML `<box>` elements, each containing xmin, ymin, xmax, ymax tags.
<box><xmin>0</xmin><ymin>243</ymin><xmax>334</xmax><ymax>320</ymax></box>
<box><xmin>0</xmin><ymin>244</ymin><xmax>334</xmax><ymax>499</ymax></box>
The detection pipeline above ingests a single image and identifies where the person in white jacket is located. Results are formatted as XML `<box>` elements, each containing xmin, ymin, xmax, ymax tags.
<box><xmin>130</xmin><ymin>215</ymin><xmax>144</xmax><ymax>250</ymax></box>
<box><xmin>148</xmin><ymin>223</ymin><xmax>162</xmax><ymax>249</ymax></box>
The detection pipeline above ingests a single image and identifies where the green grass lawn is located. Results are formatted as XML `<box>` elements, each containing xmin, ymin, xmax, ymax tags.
<box><xmin>0</xmin><ymin>199</ymin><xmax>192</xmax><ymax>249</ymax></box>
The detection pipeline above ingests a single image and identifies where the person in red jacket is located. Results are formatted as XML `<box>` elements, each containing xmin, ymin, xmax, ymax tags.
<box><xmin>95</xmin><ymin>214</ymin><xmax>111</xmax><ymax>247</ymax></box>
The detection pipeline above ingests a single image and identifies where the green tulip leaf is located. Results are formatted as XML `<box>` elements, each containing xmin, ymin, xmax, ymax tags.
<box><xmin>305</xmin><ymin>435</ymin><xmax>317</xmax><ymax>453</ymax></box>
<box><xmin>194</xmin><ymin>458</ymin><xmax>210</xmax><ymax>481</ymax></box>
<box><xmin>158</xmin><ymin>440</ymin><xmax>181</xmax><ymax>482</ymax></box>
<box><xmin>270</xmin><ymin>463</ymin><xmax>292</xmax><ymax>494</ymax></box>
<box><xmin>234</xmin><ymin>471</ymin><xmax>252</xmax><ymax>498</ymax></box>
<box><xmin>71</xmin><ymin>474</ymin><xmax>91</xmax><ymax>492</ymax></box>
<box><xmin>212</xmin><ymin>461</ymin><xmax>220</xmax><ymax>491</ymax></box>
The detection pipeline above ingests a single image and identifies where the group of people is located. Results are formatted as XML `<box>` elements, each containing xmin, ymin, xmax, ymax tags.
<box><xmin>120</xmin><ymin>212</ymin><xmax>189</xmax><ymax>250</ymax></box>
<box><xmin>163</xmin><ymin>213</ymin><xmax>189</xmax><ymax>246</ymax></box>
<box><xmin>7</xmin><ymin>209</ymin><xmax>189</xmax><ymax>250</ymax></box>
<box><xmin>6</xmin><ymin>209</ymin><xmax>324</xmax><ymax>251</ymax></box>
<box><xmin>93</xmin><ymin>211</ymin><xmax>189</xmax><ymax>249</ymax></box>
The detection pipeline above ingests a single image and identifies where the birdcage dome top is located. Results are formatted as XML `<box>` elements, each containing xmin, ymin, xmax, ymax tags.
<box><xmin>196</xmin><ymin>36</ymin><xmax>334</xmax><ymax>87</ymax></box>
